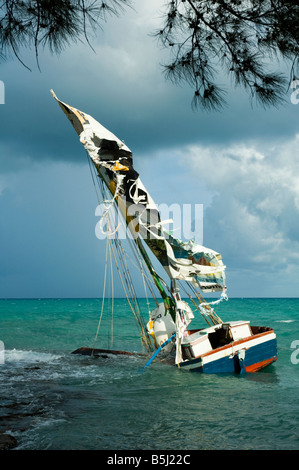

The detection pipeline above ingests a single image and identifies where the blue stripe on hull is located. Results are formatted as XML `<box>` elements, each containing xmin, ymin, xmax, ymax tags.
<box><xmin>202</xmin><ymin>355</ymin><xmax>235</xmax><ymax>374</ymax></box>
<box><xmin>178</xmin><ymin>338</ymin><xmax>278</xmax><ymax>374</ymax></box>
<box><xmin>243</xmin><ymin>338</ymin><xmax>277</xmax><ymax>370</ymax></box>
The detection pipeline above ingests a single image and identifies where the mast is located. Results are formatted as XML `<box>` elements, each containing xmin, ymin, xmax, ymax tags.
<box><xmin>135</xmin><ymin>237</ymin><xmax>176</xmax><ymax>321</ymax></box>
<box><xmin>51</xmin><ymin>90</ymin><xmax>227</xmax><ymax>330</ymax></box>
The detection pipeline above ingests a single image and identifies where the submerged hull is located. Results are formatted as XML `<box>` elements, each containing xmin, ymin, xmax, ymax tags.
<box><xmin>72</xmin><ymin>347</ymin><xmax>146</xmax><ymax>358</ymax></box>
<box><xmin>71</xmin><ymin>326</ymin><xmax>278</xmax><ymax>375</ymax></box>
<box><xmin>178</xmin><ymin>326</ymin><xmax>277</xmax><ymax>374</ymax></box>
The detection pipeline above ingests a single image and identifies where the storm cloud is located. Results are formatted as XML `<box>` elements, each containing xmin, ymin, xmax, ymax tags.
<box><xmin>0</xmin><ymin>1</ymin><xmax>298</xmax><ymax>298</ymax></box>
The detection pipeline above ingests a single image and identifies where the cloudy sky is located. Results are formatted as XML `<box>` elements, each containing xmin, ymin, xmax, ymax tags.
<box><xmin>0</xmin><ymin>1</ymin><xmax>298</xmax><ymax>299</ymax></box>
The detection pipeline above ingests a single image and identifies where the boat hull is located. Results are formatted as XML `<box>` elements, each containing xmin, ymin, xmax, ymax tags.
<box><xmin>177</xmin><ymin>329</ymin><xmax>277</xmax><ymax>374</ymax></box>
<box><xmin>71</xmin><ymin>347</ymin><xmax>146</xmax><ymax>358</ymax></box>
<box><xmin>71</xmin><ymin>329</ymin><xmax>278</xmax><ymax>375</ymax></box>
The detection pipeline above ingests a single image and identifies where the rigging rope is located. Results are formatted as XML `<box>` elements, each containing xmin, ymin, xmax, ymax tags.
<box><xmin>86</xmin><ymin>155</ymin><xmax>226</xmax><ymax>353</ymax></box>
<box><xmin>198</xmin><ymin>288</ymin><xmax>228</xmax><ymax>324</ymax></box>
<box><xmin>100</xmin><ymin>181</ymin><xmax>153</xmax><ymax>352</ymax></box>
<box><xmin>123</xmin><ymin>233</ymin><xmax>159</xmax><ymax>313</ymax></box>
<box><xmin>109</xmin><ymin>233</ymin><xmax>114</xmax><ymax>348</ymax></box>
<box><xmin>92</xmin><ymin>235</ymin><xmax>109</xmax><ymax>350</ymax></box>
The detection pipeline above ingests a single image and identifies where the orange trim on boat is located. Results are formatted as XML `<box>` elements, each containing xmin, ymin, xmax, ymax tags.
<box><xmin>198</xmin><ymin>329</ymin><xmax>275</xmax><ymax>359</ymax></box>
<box><xmin>245</xmin><ymin>357</ymin><xmax>278</xmax><ymax>373</ymax></box>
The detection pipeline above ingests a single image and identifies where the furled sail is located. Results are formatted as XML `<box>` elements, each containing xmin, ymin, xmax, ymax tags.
<box><xmin>51</xmin><ymin>90</ymin><xmax>226</xmax><ymax>293</ymax></box>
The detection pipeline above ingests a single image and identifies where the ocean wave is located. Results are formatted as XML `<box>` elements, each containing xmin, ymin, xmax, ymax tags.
<box><xmin>4</xmin><ymin>349</ymin><xmax>62</xmax><ymax>364</ymax></box>
<box><xmin>275</xmin><ymin>320</ymin><xmax>296</xmax><ymax>323</ymax></box>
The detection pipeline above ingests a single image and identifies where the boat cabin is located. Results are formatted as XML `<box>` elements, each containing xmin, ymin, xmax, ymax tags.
<box><xmin>181</xmin><ymin>321</ymin><xmax>252</xmax><ymax>360</ymax></box>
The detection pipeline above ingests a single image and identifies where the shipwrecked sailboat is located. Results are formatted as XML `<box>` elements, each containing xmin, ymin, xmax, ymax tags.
<box><xmin>51</xmin><ymin>90</ymin><xmax>278</xmax><ymax>374</ymax></box>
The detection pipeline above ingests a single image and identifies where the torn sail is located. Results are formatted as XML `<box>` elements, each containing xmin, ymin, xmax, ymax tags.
<box><xmin>51</xmin><ymin>90</ymin><xmax>226</xmax><ymax>292</ymax></box>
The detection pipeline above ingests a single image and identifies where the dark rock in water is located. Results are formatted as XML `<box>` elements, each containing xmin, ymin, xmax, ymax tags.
<box><xmin>0</xmin><ymin>432</ymin><xmax>17</xmax><ymax>450</ymax></box>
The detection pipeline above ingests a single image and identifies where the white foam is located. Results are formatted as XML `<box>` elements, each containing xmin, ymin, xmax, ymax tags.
<box><xmin>275</xmin><ymin>320</ymin><xmax>295</xmax><ymax>323</ymax></box>
<box><xmin>5</xmin><ymin>349</ymin><xmax>62</xmax><ymax>364</ymax></box>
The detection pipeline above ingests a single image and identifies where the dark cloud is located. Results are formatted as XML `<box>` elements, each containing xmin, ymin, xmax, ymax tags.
<box><xmin>1</xmin><ymin>2</ymin><xmax>298</xmax><ymax>298</ymax></box>
<box><xmin>1</xmin><ymin>9</ymin><xmax>298</xmax><ymax>173</ymax></box>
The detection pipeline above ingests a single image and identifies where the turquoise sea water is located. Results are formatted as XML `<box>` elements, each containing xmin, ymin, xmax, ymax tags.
<box><xmin>0</xmin><ymin>297</ymin><xmax>299</xmax><ymax>451</ymax></box>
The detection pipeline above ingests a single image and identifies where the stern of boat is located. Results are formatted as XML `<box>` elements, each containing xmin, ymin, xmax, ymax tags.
<box><xmin>178</xmin><ymin>321</ymin><xmax>278</xmax><ymax>374</ymax></box>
